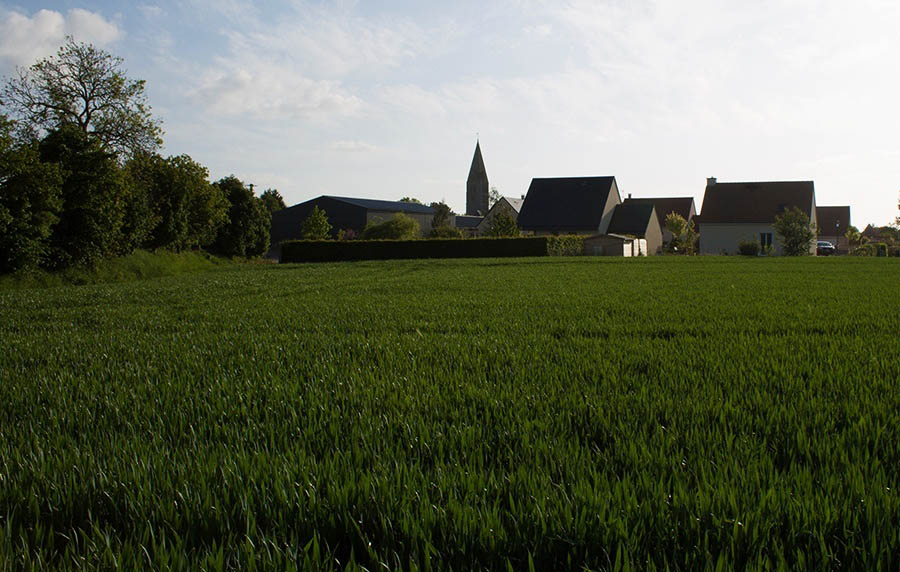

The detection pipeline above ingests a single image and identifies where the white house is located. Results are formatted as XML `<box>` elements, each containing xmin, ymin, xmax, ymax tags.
<box><xmin>696</xmin><ymin>178</ymin><xmax>817</xmax><ymax>255</ymax></box>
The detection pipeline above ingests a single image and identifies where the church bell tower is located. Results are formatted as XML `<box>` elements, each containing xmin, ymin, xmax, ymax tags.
<box><xmin>466</xmin><ymin>140</ymin><xmax>489</xmax><ymax>216</ymax></box>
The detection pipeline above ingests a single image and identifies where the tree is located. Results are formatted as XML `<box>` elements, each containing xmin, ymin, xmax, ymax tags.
<box><xmin>260</xmin><ymin>188</ymin><xmax>286</xmax><ymax>214</ymax></box>
<box><xmin>489</xmin><ymin>186</ymin><xmax>502</xmax><ymax>207</ymax></box>
<box><xmin>664</xmin><ymin>212</ymin><xmax>696</xmax><ymax>254</ymax></box>
<box><xmin>301</xmin><ymin>206</ymin><xmax>332</xmax><ymax>240</ymax></box>
<box><xmin>212</xmin><ymin>176</ymin><xmax>270</xmax><ymax>257</ymax></box>
<box><xmin>844</xmin><ymin>225</ymin><xmax>861</xmax><ymax>250</ymax></box>
<box><xmin>484</xmin><ymin>211</ymin><xmax>520</xmax><ymax>237</ymax></box>
<box><xmin>2</xmin><ymin>37</ymin><xmax>162</xmax><ymax>159</ymax></box>
<box><xmin>362</xmin><ymin>213</ymin><xmax>419</xmax><ymax>240</ymax></box>
<box><xmin>430</xmin><ymin>201</ymin><xmax>453</xmax><ymax>230</ymax></box>
<box><xmin>39</xmin><ymin>124</ymin><xmax>129</xmax><ymax>268</ymax></box>
<box><xmin>772</xmin><ymin>207</ymin><xmax>816</xmax><ymax>256</ymax></box>
<box><xmin>186</xmin><ymin>182</ymin><xmax>229</xmax><ymax>250</ymax></box>
<box><xmin>399</xmin><ymin>197</ymin><xmax>422</xmax><ymax>204</ymax></box>
<box><xmin>0</xmin><ymin>115</ymin><xmax>63</xmax><ymax>272</ymax></box>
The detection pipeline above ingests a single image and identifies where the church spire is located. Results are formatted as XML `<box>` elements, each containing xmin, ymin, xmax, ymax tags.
<box><xmin>466</xmin><ymin>139</ymin><xmax>489</xmax><ymax>216</ymax></box>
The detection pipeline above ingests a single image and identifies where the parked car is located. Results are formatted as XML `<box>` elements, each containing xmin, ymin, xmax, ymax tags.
<box><xmin>817</xmin><ymin>240</ymin><xmax>836</xmax><ymax>256</ymax></box>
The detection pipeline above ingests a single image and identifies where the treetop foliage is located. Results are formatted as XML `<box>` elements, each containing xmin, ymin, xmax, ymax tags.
<box><xmin>2</xmin><ymin>36</ymin><xmax>163</xmax><ymax>159</ymax></box>
<box><xmin>362</xmin><ymin>213</ymin><xmax>420</xmax><ymax>240</ymax></box>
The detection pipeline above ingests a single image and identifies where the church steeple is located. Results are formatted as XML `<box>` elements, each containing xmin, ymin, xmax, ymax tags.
<box><xmin>466</xmin><ymin>139</ymin><xmax>489</xmax><ymax>216</ymax></box>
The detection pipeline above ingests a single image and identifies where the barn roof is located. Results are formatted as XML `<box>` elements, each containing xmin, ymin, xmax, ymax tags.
<box><xmin>607</xmin><ymin>202</ymin><xmax>657</xmax><ymax>237</ymax></box>
<box><xmin>815</xmin><ymin>206</ymin><xmax>850</xmax><ymax>235</ymax></box>
<box><xmin>517</xmin><ymin>177</ymin><xmax>618</xmax><ymax>231</ymax></box>
<box><xmin>325</xmin><ymin>196</ymin><xmax>436</xmax><ymax>214</ymax></box>
<box><xmin>698</xmin><ymin>181</ymin><xmax>815</xmax><ymax>224</ymax></box>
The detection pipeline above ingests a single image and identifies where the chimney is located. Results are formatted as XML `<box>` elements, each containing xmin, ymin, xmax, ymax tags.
<box><xmin>707</xmin><ymin>177</ymin><xmax>717</xmax><ymax>187</ymax></box>
<box><xmin>627</xmin><ymin>193</ymin><xmax>632</xmax><ymax>199</ymax></box>
<box><xmin>520</xmin><ymin>194</ymin><xmax>525</xmax><ymax>199</ymax></box>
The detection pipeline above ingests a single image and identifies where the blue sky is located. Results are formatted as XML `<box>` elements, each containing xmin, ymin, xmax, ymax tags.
<box><xmin>2</xmin><ymin>1</ymin><xmax>899</xmax><ymax>227</ymax></box>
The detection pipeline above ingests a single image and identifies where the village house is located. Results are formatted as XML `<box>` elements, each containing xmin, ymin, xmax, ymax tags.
<box><xmin>476</xmin><ymin>196</ymin><xmax>524</xmax><ymax>235</ymax></box>
<box><xmin>696</xmin><ymin>178</ymin><xmax>817</xmax><ymax>255</ymax></box>
<box><xmin>517</xmin><ymin>176</ymin><xmax>621</xmax><ymax>235</ymax></box>
<box><xmin>815</xmin><ymin>206</ymin><xmax>851</xmax><ymax>254</ymax></box>
<box><xmin>606</xmin><ymin>200</ymin><xmax>663</xmax><ymax>255</ymax></box>
<box><xmin>622</xmin><ymin>197</ymin><xmax>697</xmax><ymax>246</ymax></box>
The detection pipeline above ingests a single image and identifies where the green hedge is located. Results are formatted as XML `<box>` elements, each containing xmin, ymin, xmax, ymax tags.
<box><xmin>280</xmin><ymin>236</ymin><xmax>586</xmax><ymax>263</ymax></box>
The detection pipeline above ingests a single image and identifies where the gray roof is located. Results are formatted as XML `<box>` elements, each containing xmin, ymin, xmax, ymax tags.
<box><xmin>517</xmin><ymin>177</ymin><xmax>618</xmax><ymax>231</ymax></box>
<box><xmin>607</xmin><ymin>202</ymin><xmax>657</xmax><ymax>237</ymax></box>
<box><xmin>624</xmin><ymin>197</ymin><xmax>695</xmax><ymax>228</ymax></box>
<box><xmin>325</xmin><ymin>196</ymin><xmax>435</xmax><ymax>214</ymax></box>
<box><xmin>454</xmin><ymin>215</ymin><xmax>483</xmax><ymax>229</ymax></box>
<box><xmin>815</xmin><ymin>206</ymin><xmax>850</xmax><ymax>235</ymax></box>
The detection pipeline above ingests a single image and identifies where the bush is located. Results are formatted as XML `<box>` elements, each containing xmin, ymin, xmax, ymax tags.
<box><xmin>281</xmin><ymin>237</ymin><xmax>554</xmax><ymax>263</ymax></box>
<box><xmin>851</xmin><ymin>244</ymin><xmax>874</xmax><ymax>256</ymax></box>
<box><xmin>738</xmin><ymin>240</ymin><xmax>760</xmax><ymax>256</ymax></box>
<box><xmin>547</xmin><ymin>235</ymin><xmax>585</xmax><ymax>256</ymax></box>
<box><xmin>773</xmin><ymin>207</ymin><xmax>815</xmax><ymax>256</ymax></box>
<box><xmin>362</xmin><ymin>213</ymin><xmax>419</xmax><ymax>240</ymax></box>
<box><xmin>430</xmin><ymin>225</ymin><xmax>463</xmax><ymax>239</ymax></box>
<box><xmin>872</xmin><ymin>242</ymin><xmax>889</xmax><ymax>257</ymax></box>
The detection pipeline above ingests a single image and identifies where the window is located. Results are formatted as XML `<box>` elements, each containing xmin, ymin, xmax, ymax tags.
<box><xmin>760</xmin><ymin>232</ymin><xmax>773</xmax><ymax>249</ymax></box>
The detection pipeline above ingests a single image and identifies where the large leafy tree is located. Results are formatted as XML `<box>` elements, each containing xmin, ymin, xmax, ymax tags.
<box><xmin>2</xmin><ymin>37</ymin><xmax>162</xmax><ymax>159</ymax></box>
<box><xmin>212</xmin><ymin>176</ymin><xmax>270</xmax><ymax>257</ymax></box>
<box><xmin>39</xmin><ymin>124</ymin><xmax>129</xmax><ymax>268</ymax></box>
<box><xmin>773</xmin><ymin>207</ymin><xmax>816</xmax><ymax>256</ymax></box>
<box><xmin>126</xmin><ymin>153</ymin><xmax>224</xmax><ymax>251</ymax></box>
<box><xmin>361</xmin><ymin>213</ymin><xmax>419</xmax><ymax>240</ymax></box>
<box><xmin>0</xmin><ymin>115</ymin><xmax>63</xmax><ymax>272</ymax></box>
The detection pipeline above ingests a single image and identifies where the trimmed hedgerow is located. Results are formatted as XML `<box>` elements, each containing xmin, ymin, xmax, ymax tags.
<box><xmin>280</xmin><ymin>237</ymin><xmax>554</xmax><ymax>263</ymax></box>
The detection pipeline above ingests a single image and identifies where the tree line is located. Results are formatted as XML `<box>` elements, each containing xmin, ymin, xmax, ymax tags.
<box><xmin>0</xmin><ymin>38</ymin><xmax>281</xmax><ymax>274</ymax></box>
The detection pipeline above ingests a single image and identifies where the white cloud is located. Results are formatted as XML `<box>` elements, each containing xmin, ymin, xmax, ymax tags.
<box><xmin>191</xmin><ymin>59</ymin><xmax>363</xmax><ymax>120</ymax></box>
<box><xmin>138</xmin><ymin>5</ymin><xmax>164</xmax><ymax>20</ymax></box>
<box><xmin>329</xmin><ymin>140</ymin><xmax>378</xmax><ymax>152</ymax></box>
<box><xmin>0</xmin><ymin>8</ymin><xmax>121</xmax><ymax>67</ymax></box>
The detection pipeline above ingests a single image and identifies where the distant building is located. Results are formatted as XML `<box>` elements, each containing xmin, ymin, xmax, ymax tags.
<box><xmin>269</xmin><ymin>195</ymin><xmax>435</xmax><ymax>256</ymax></box>
<box><xmin>466</xmin><ymin>141</ymin><xmax>489</xmax><ymax>216</ymax></box>
<box><xmin>622</xmin><ymin>197</ymin><xmax>697</xmax><ymax>245</ymax></box>
<box><xmin>453</xmin><ymin>214</ymin><xmax>483</xmax><ymax>237</ymax></box>
<box><xmin>816</xmin><ymin>206</ymin><xmax>851</xmax><ymax>254</ymax></box>
<box><xmin>517</xmin><ymin>177</ymin><xmax>621</xmax><ymax>235</ymax></box>
<box><xmin>607</xmin><ymin>201</ymin><xmax>663</xmax><ymax>255</ymax></box>
<box><xmin>476</xmin><ymin>196</ymin><xmax>524</xmax><ymax>235</ymax></box>
<box><xmin>696</xmin><ymin>178</ymin><xmax>817</xmax><ymax>255</ymax></box>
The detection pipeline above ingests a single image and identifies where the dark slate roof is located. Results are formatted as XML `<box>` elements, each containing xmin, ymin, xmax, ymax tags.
<box><xmin>624</xmin><ymin>197</ymin><xmax>695</xmax><ymax>228</ymax></box>
<box><xmin>815</xmin><ymin>206</ymin><xmax>850</xmax><ymax>235</ymax></box>
<box><xmin>698</xmin><ymin>181</ymin><xmax>815</xmax><ymax>224</ymax></box>
<box><xmin>326</xmin><ymin>196</ymin><xmax>435</xmax><ymax>214</ymax></box>
<box><xmin>454</xmin><ymin>215</ymin><xmax>483</xmax><ymax>229</ymax></box>
<box><xmin>607</xmin><ymin>202</ymin><xmax>657</xmax><ymax>237</ymax></box>
<box><xmin>517</xmin><ymin>177</ymin><xmax>618</xmax><ymax>231</ymax></box>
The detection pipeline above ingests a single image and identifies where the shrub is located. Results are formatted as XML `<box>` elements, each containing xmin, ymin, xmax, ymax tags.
<box><xmin>850</xmin><ymin>244</ymin><xmax>874</xmax><ymax>256</ymax></box>
<box><xmin>738</xmin><ymin>240</ymin><xmax>760</xmax><ymax>256</ymax></box>
<box><xmin>301</xmin><ymin>206</ymin><xmax>332</xmax><ymax>240</ymax></box>
<box><xmin>362</xmin><ymin>213</ymin><xmax>420</xmax><ymax>240</ymax></box>
<box><xmin>547</xmin><ymin>235</ymin><xmax>584</xmax><ymax>256</ymax></box>
<box><xmin>773</xmin><ymin>207</ymin><xmax>815</xmax><ymax>256</ymax></box>
<box><xmin>430</xmin><ymin>225</ymin><xmax>463</xmax><ymax>239</ymax></box>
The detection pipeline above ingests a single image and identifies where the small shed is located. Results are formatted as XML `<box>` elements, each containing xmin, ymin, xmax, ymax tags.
<box><xmin>583</xmin><ymin>234</ymin><xmax>648</xmax><ymax>257</ymax></box>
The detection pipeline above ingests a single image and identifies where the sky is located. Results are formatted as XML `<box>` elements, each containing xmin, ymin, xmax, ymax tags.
<box><xmin>1</xmin><ymin>1</ymin><xmax>898</xmax><ymax>227</ymax></box>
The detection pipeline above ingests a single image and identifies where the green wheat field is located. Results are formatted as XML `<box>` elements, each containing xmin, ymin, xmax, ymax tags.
<box><xmin>1</xmin><ymin>257</ymin><xmax>898</xmax><ymax>570</ymax></box>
